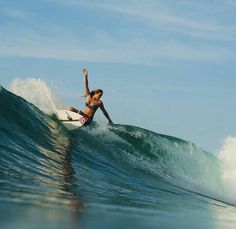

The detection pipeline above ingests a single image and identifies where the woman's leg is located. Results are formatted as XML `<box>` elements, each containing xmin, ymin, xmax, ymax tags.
<box><xmin>69</xmin><ymin>107</ymin><xmax>79</xmax><ymax>113</ymax></box>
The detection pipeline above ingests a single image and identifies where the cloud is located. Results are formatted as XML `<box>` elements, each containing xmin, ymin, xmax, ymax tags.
<box><xmin>0</xmin><ymin>0</ymin><xmax>235</xmax><ymax>64</ymax></box>
<box><xmin>153</xmin><ymin>41</ymin><xmax>234</xmax><ymax>62</ymax></box>
<box><xmin>49</xmin><ymin>0</ymin><xmax>236</xmax><ymax>41</ymax></box>
<box><xmin>2</xmin><ymin>7</ymin><xmax>30</xmax><ymax>21</ymax></box>
<box><xmin>226</xmin><ymin>0</ymin><xmax>236</xmax><ymax>6</ymax></box>
<box><xmin>0</xmin><ymin>27</ymin><xmax>233</xmax><ymax>64</ymax></box>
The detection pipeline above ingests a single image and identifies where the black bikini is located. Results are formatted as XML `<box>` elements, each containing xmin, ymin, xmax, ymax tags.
<box><xmin>85</xmin><ymin>102</ymin><xmax>99</xmax><ymax>111</ymax></box>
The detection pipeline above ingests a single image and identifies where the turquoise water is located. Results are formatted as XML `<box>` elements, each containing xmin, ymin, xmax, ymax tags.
<box><xmin>1</xmin><ymin>83</ymin><xmax>236</xmax><ymax>229</ymax></box>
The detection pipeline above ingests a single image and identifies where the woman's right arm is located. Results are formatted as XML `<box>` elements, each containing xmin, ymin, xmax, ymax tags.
<box><xmin>83</xmin><ymin>69</ymin><xmax>90</xmax><ymax>96</ymax></box>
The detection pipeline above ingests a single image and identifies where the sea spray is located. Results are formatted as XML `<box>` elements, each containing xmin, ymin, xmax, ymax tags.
<box><xmin>10</xmin><ymin>78</ymin><xmax>59</xmax><ymax>114</ymax></box>
<box><xmin>218</xmin><ymin>137</ymin><xmax>236</xmax><ymax>203</ymax></box>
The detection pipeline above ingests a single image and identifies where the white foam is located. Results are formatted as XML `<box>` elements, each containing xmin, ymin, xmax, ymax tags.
<box><xmin>87</xmin><ymin>121</ymin><xmax>128</xmax><ymax>144</ymax></box>
<box><xmin>10</xmin><ymin>78</ymin><xmax>60</xmax><ymax>114</ymax></box>
<box><xmin>218</xmin><ymin>137</ymin><xmax>236</xmax><ymax>195</ymax></box>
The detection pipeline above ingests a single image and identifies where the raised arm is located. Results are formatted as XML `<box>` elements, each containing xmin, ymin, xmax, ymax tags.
<box><xmin>83</xmin><ymin>68</ymin><xmax>90</xmax><ymax>96</ymax></box>
<box><xmin>100</xmin><ymin>101</ymin><xmax>113</xmax><ymax>124</ymax></box>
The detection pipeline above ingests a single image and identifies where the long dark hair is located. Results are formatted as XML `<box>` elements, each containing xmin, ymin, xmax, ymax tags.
<box><xmin>90</xmin><ymin>89</ymin><xmax>103</xmax><ymax>97</ymax></box>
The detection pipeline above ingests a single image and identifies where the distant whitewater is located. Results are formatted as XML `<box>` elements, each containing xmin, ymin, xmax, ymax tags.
<box><xmin>1</xmin><ymin>78</ymin><xmax>236</xmax><ymax>229</ymax></box>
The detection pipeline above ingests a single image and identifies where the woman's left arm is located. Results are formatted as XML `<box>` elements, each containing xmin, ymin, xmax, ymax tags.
<box><xmin>100</xmin><ymin>102</ymin><xmax>113</xmax><ymax>124</ymax></box>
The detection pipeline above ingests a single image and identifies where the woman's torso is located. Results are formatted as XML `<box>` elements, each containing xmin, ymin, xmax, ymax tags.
<box><xmin>83</xmin><ymin>97</ymin><xmax>101</xmax><ymax>118</ymax></box>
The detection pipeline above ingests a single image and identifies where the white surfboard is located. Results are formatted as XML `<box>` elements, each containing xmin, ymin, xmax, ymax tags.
<box><xmin>55</xmin><ymin>110</ymin><xmax>88</xmax><ymax>130</ymax></box>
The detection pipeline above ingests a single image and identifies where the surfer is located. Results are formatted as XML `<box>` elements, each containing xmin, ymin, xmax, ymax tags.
<box><xmin>69</xmin><ymin>68</ymin><xmax>113</xmax><ymax>125</ymax></box>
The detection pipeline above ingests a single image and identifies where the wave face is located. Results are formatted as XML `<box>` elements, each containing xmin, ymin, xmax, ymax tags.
<box><xmin>1</xmin><ymin>80</ymin><xmax>236</xmax><ymax>229</ymax></box>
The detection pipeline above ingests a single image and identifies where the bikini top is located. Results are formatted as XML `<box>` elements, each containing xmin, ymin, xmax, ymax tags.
<box><xmin>85</xmin><ymin>101</ymin><xmax>100</xmax><ymax>111</ymax></box>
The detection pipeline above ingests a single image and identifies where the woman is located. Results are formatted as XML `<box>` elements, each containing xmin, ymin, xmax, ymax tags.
<box><xmin>69</xmin><ymin>69</ymin><xmax>113</xmax><ymax>125</ymax></box>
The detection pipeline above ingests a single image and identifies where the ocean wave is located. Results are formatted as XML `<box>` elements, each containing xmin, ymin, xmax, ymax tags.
<box><xmin>0</xmin><ymin>80</ymin><xmax>235</xmax><ymax>209</ymax></box>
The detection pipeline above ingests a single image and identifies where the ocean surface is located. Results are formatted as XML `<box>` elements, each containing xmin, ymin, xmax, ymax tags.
<box><xmin>1</xmin><ymin>79</ymin><xmax>236</xmax><ymax>229</ymax></box>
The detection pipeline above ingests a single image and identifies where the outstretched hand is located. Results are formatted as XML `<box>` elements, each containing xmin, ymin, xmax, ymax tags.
<box><xmin>83</xmin><ymin>68</ymin><xmax>88</xmax><ymax>77</ymax></box>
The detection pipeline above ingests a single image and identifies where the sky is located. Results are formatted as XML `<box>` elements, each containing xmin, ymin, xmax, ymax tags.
<box><xmin>0</xmin><ymin>0</ymin><xmax>236</xmax><ymax>153</ymax></box>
